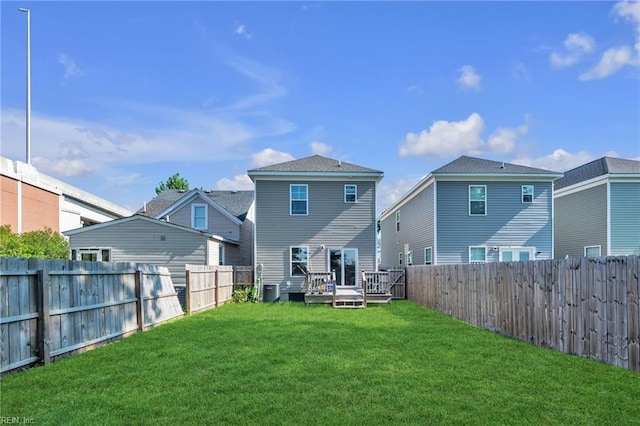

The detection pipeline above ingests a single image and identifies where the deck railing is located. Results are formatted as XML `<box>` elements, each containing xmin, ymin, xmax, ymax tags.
<box><xmin>305</xmin><ymin>271</ymin><xmax>336</xmax><ymax>294</ymax></box>
<box><xmin>362</xmin><ymin>271</ymin><xmax>391</xmax><ymax>294</ymax></box>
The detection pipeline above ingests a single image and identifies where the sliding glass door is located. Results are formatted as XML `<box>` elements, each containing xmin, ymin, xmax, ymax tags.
<box><xmin>329</xmin><ymin>248</ymin><xmax>358</xmax><ymax>286</ymax></box>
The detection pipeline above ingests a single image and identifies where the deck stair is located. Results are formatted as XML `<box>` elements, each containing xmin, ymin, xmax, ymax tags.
<box><xmin>333</xmin><ymin>286</ymin><xmax>366</xmax><ymax>309</ymax></box>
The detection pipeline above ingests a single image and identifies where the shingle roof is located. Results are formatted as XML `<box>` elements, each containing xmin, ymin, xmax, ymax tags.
<box><xmin>554</xmin><ymin>156</ymin><xmax>640</xmax><ymax>190</ymax></box>
<box><xmin>137</xmin><ymin>189</ymin><xmax>254</xmax><ymax>221</ymax></box>
<box><xmin>432</xmin><ymin>156</ymin><xmax>562</xmax><ymax>176</ymax></box>
<box><xmin>247</xmin><ymin>155</ymin><xmax>383</xmax><ymax>175</ymax></box>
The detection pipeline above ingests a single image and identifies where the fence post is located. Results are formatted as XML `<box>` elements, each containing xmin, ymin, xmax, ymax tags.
<box><xmin>185</xmin><ymin>269</ymin><xmax>191</xmax><ymax>315</ymax></box>
<box><xmin>36</xmin><ymin>264</ymin><xmax>51</xmax><ymax>365</ymax></box>
<box><xmin>134</xmin><ymin>269</ymin><xmax>145</xmax><ymax>331</ymax></box>
<box><xmin>214</xmin><ymin>269</ymin><xmax>219</xmax><ymax>307</ymax></box>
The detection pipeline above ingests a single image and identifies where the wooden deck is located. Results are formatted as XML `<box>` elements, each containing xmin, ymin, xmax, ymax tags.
<box><xmin>304</xmin><ymin>271</ymin><xmax>393</xmax><ymax>308</ymax></box>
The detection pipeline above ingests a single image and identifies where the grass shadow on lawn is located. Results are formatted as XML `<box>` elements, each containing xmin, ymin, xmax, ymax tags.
<box><xmin>1</xmin><ymin>301</ymin><xmax>638</xmax><ymax>425</ymax></box>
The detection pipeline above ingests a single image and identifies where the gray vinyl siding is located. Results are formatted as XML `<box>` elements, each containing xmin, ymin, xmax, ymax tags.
<box><xmin>610</xmin><ymin>182</ymin><xmax>640</xmax><ymax>255</ymax></box>
<box><xmin>379</xmin><ymin>182</ymin><xmax>434</xmax><ymax>267</ymax></box>
<box><xmin>554</xmin><ymin>183</ymin><xmax>607</xmax><ymax>258</ymax></box>
<box><xmin>169</xmin><ymin>195</ymin><xmax>240</xmax><ymax>241</ymax></box>
<box><xmin>437</xmin><ymin>180</ymin><xmax>554</xmax><ymax>264</ymax></box>
<box><xmin>255</xmin><ymin>179</ymin><xmax>377</xmax><ymax>294</ymax></box>
<box><xmin>67</xmin><ymin>218</ymin><xmax>208</xmax><ymax>288</ymax></box>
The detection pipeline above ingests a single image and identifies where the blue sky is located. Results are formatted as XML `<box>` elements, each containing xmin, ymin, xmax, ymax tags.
<box><xmin>2</xmin><ymin>1</ymin><xmax>639</xmax><ymax>214</ymax></box>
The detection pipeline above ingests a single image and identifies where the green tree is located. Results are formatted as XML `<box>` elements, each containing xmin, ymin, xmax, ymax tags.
<box><xmin>155</xmin><ymin>172</ymin><xmax>189</xmax><ymax>195</ymax></box>
<box><xmin>0</xmin><ymin>225</ymin><xmax>69</xmax><ymax>259</ymax></box>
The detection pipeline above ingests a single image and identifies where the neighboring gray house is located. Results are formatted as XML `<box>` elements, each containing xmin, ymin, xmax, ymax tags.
<box><xmin>64</xmin><ymin>189</ymin><xmax>254</xmax><ymax>304</ymax></box>
<box><xmin>64</xmin><ymin>215</ymin><xmax>236</xmax><ymax>303</ymax></box>
<box><xmin>248</xmin><ymin>155</ymin><xmax>384</xmax><ymax>301</ymax></box>
<box><xmin>379</xmin><ymin>156</ymin><xmax>562</xmax><ymax>266</ymax></box>
<box><xmin>554</xmin><ymin>157</ymin><xmax>640</xmax><ymax>258</ymax></box>
<box><xmin>138</xmin><ymin>189</ymin><xmax>255</xmax><ymax>266</ymax></box>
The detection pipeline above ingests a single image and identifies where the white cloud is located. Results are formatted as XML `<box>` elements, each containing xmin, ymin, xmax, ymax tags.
<box><xmin>310</xmin><ymin>141</ymin><xmax>333</xmax><ymax>156</ymax></box>
<box><xmin>456</xmin><ymin>65</ymin><xmax>481</xmax><ymax>91</ymax></box>
<box><xmin>215</xmin><ymin>174</ymin><xmax>254</xmax><ymax>190</ymax></box>
<box><xmin>0</xmin><ymin>103</ymin><xmax>294</xmax><ymax>177</ymax></box>
<box><xmin>549</xmin><ymin>33</ymin><xmax>596</xmax><ymax>68</ymax></box>
<box><xmin>574</xmin><ymin>2</ymin><xmax>640</xmax><ymax>80</ymax></box>
<box><xmin>377</xmin><ymin>176</ymin><xmax>422</xmax><ymax>215</ymax></box>
<box><xmin>613</xmin><ymin>0</ymin><xmax>640</xmax><ymax>24</ymax></box>
<box><xmin>251</xmin><ymin>148</ymin><xmax>294</xmax><ymax>168</ymax></box>
<box><xmin>235</xmin><ymin>23</ymin><xmax>253</xmax><ymax>40</ymax></box>
<box><xmin>487</xmin><ymin>119</ymin><xmax>529</xmax><ymax>155</ymax></box>
<box><xmin>224</xmin><ymin>56</ymin><xmax>286</xmax><ymax>111</ymax></box>
<box><xmin>579</xmin><ymin>45</ymin><xmax>637</xmax><ymax>80</ymax></box>
<box><xmin>399</xmin><ymin>113</ymin><xmax>485</xmax><ymax>157</ymax></box>
<box><xmin>512</xmin><ymin>149</ymin><xmax>603</xmax><ymax>172</ymax></box>
<box><xmin>57</xmin><ymin>53</ymin><xmax>85</xmax><ymax>79</ymax></box>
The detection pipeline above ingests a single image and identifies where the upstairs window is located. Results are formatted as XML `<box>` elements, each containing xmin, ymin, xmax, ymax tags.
<box><xmin>192</xmin><ymin>204</ymin><xmax>207</xmax><ymax>229</ymax></box>
<box><xmin>290</xmin><ymin>184</ymin><xmax>308</xmax><ymax>215</ymax></box>
<box><xmin>291</xmin><ymin>246</ymin><xmax>308</xmax><ymax>276</ymax></box>
<box><xmin>396</xmin><ymin>211</ymin><xmax>401</xmax><ymax>232</ymax></box>
<box><xmin>344</xmin><ymin>185</ymin><xmax>357</xmax><ymax>203</ymax></box>
<box><xmin>522</xmin><ymin>185</ymin><xmax>534</xmax><ymax>203</ymax></box>
<box><xmin>469</xmin><ymin>185</ymin><xmax>486</xmax><ymax>215</ymax></box>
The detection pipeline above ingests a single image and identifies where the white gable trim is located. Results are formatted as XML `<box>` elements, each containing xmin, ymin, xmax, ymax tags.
<box><xmin>155</xmin><ymin>189</ymin><xmax>242</xmax><ymax>226</ymax></box>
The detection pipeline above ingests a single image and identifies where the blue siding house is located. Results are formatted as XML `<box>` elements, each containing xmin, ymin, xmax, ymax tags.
<box><xmin>379</xmin><ymin>156</ymin><xmax>562</xmax><ymax>266</ymax></box>
<box><xmin>554</xmin><ymin>157</ymin><xmax>640</xmax><ymax>258</ymax></box>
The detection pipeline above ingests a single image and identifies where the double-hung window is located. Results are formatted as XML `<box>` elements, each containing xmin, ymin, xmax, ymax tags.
<box><xmin>290</xmin><ymin>184</ymin><xmax>308</xmax><ymax>215</ymax></box>
<box><xmin>192</xmin><ymin>204</ymin><xmax>207</xmax><ymax>229</ymax></box>
<box><xmin>344</xmin><ymin>185</ymin><xmax>357</xmax><ymax>203</ymax></box>
<box><xmin>522</xmin><ymin>185</ymin><xmax>534</xmax><ymax>203</ymax></box>
<box><xmin>469</xmin><ymin>246</ymin><xmax>487</xmax><ymax>263</ymax></box>
<box><xmin>291</xmin><ymin>246</ymin><xmax>308</xmax><ymax>276</ymax></box>
<box><xmin>469</xmin><ymin>185</ymin><xmax>486</xmax><ymax>215</ymax></box>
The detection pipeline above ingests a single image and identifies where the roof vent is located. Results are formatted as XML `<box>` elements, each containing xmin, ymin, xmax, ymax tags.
<box><xmin>231</xmin><ymin>190</ymin><xmax>238</xmax><ymax>194</ymax></box>
<box><xmin>338</xmin><ymin>160</ymin><xmax>342</xmax><ymax>167</ymax></box>
<box><xmin>178</xmin><ymin>189</ymin><xmax>186</xmax><ymax>193</ymax></box>
<box><xmin>500</xmin><ymin>162</ymin><xmax>505</xmax><ymax>169</ymax></box>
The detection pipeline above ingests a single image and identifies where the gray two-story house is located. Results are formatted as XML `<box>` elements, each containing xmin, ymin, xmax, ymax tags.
<box><xmin>379</xmin><ymin>156</ymin><xmax>562</xmax><ymax>266</ymax></box>
<box><xmin>248</xmin><ymin>155</ymin><xmax>384</xmax><ymax>301</ymax></box>
<box><xmin>554</xmin><ymin>156</ymin><xmax>640</xmax><ymax>258</ymax></box>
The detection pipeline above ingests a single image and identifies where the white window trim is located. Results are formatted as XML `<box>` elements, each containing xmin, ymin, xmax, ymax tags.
<box><xmin>469</xmin><ymin>185</ymin><xmax>487</xmax><ymax>216</ymax></box>
<box><xmin>522</xmin><ymin>185</ymin><xmax>534</xmax><ymax>203</ymax></box>
<box><xmin>396</xmin><ymin>211</ymin><xmax>400</xmax><ymax>233</ymax></box>
<box><xmin>469</xmin><ymin>246</ymin><xmax>487</xmax><ymax>263</ymax></box>
<box><xmin>499</xmin><ymin>246</ymin><xmax>535</xmax><ymax>262</ymax></box>
<box><xmin>584</xmin><ymin>245</ymin><xmax>601</xmax><ymax>258</ymax></box>
<box><xmin>344</xmin><ymin>184</ymin><xmax>357</xmax><ymax>203</ymax></box>
<box><xmin>424</xmin><ymin>247</ymin><xmax>433</xmax><ymax>265</ymax></box>
<box><xmin>218</xmin><ymin>244</ymin><xmax>225</xmax><ymax>266</ymax></box>
<box><xmin>191</xmin><ymin>204</ymin><xmax>208</xmax><ymax>229</ymax></box>
<box><xmin>74</xmin><ymin>248</ymin><xmax>112</xmax><ymax>262</ymax></box>
<box><xmin>290</xmin><ymin>245</ymin><xmax>309</xmax><ymax>277</ymax></box>
<box><xmin>290</xmin><ymin>184</ymin><xmax>309</xmax><ymax>216</ymax></box>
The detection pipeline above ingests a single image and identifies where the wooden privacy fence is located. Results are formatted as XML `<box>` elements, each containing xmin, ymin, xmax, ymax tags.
<box><xmin>185</xmin><ymin>265</ymin><xmax>253</xmax><ymax>314</ymax></box>
<box><xmin>406</xmin><ymin>256</ymin><xmax>640</xmax><ymax>372</ymax></box>
<box><xmin>0</xmin><ymin>258</ymin><xmax>184</xmax><ymax>375</ymax></box>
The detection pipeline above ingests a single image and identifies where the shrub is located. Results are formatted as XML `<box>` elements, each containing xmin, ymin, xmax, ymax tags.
<box><xmin>0</xmin><ymin>225</ymin><xmax>69</xmax><ymax>259</ymax></box>
<box><xmin>231</xmin><ymin>285</ymin><xmax>258</xmax><ymax>303</ymax></box>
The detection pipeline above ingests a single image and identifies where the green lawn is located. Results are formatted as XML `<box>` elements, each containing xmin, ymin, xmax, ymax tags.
<box><xmin>1</xmin><ymin>301</ymin><xmax>638</xmax><ymax>425</ymax></box>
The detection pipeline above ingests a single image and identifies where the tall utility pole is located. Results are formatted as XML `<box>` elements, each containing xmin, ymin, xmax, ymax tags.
<box><xmin>19</xmin><ymin>7</ymin><xmax>31</xmax><ymax>164</ymax></box>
